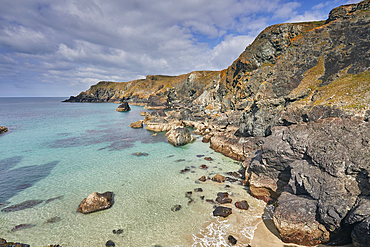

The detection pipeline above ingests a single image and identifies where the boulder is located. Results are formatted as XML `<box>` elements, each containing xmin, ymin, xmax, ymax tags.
<box><xmin>0</xmin><ymin>126</ymin><xmax>8</xmax><ymax>134</ymax></box>
<box><xmin>116</xmin><ymin>102</ymin><xmax>131</xmax><ymax>112</ymax></box>
<box><xmin>213</xmin><ymin>206</ymin><xmax>232</xmax><ymax>217</ymax></box>
<box><xmin>216</xmin><ymin>192</ymin><xmax>232</xmax><ymax>204</ymax></box>
<box><xmin>166</xmin><ymin>127</ymin><xmax>196</xmax><ymax>146</ymax></box>
<box><xmin>235</xmin><ymin>200</ymin><xmax>249</xmax><ymax>210</ymax></box>
<box><xmin>130</xmin><ymin>120</ymin><xmax>143</xmax><ymax>128</ymax></box>
<box><xmin>212</xmin><ymin>174</ymin><xmax>225</xmax><ymax>183</ymax></box>
<box><xmin>145</xmin><ymin>117</ymin><xmax>182</xmax><ymax>132</ymax></box>
<box><xmin>273</xmin><ymin>192</ymin><xmax>330</xmax><ymax>246</ymax></box>
<box><xmin>77</xmin><ymin>192</ymin><xmax>114</xmax><ymax>214</ymax></box>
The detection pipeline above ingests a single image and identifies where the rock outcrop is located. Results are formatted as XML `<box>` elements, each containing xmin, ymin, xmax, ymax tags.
<box><xmin>77</xmin><ymin>192</ymin><xmax>114</xmax><ymax>214</ymax></box>
<box><xmin>116</xmin><ymin>102</ymin><xmax>131</xmax><ymax>112</ymax></box>
<box><xmin>0</xmin><ymin>126</ymin><xmax>8</xmax><ymax>135</ymax></box>
<box><xmin>165</xmin><ymin>127</ymin><xmax>196</xmax><ymax>146</ymax></box>
<box><xmin>130</xmin><ymin>120</ymin><xmax>143</xmax><ymax>128</ymax></box>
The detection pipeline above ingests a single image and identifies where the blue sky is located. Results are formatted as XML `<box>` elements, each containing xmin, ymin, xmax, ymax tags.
<box><xmin>0</xmin><ymin>0</ymin><xmax>361</xmax><ymax>97</ymax></box>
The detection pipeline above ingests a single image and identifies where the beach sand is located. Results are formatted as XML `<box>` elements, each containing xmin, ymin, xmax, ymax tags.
<box><xmin>252</xmin><ymin>219</ymin><xmax>354</xmax><ymax>247</ymax></box>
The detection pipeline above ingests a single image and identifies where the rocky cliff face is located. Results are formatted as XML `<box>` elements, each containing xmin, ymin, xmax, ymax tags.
<box><xmin>65</xmin><ymin>1</ymin><xmax>370</xmax><ymax>245</ymax></box>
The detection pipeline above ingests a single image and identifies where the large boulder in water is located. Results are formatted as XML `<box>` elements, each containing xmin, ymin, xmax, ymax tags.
<box><xmin>116</xmin><ymin>102</ymin><xmax>131</xmax><ymax>112</ymax></box>
<box><xmin>165</xmin><ymin>127</ymin><xmax>195</xmax><ymax>146</ymax></box>
<box><xmin>77</xmin><ymin>192</ymin><xmax>114</xmax><ymax>214</ymax></box>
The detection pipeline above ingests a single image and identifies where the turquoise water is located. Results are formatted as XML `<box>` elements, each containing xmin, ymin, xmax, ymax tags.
<box><xmin>0</xmin><ymin>98</ymin><xmax>265</xmax><ymax>246</ymax></box>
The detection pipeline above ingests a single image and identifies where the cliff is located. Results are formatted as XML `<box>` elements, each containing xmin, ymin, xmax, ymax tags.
<box><xmin>65</xmin><ymin>1</ymin><xmax>370</xmax><ymax>246</ymax></box>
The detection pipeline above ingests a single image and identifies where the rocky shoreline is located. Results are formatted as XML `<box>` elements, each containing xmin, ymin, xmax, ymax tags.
<box><xmin>61</xmin><ymin>1</ymin><xmax>370</xmax><ymax>246</ymax></box>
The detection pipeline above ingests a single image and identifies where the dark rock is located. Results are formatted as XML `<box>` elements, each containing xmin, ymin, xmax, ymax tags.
<box><xmin>200</xmin><ymin>164</ymin><xmax>208</xmax><ymax>169</ymax></box>
<box><xmin>77</xmin><ymin>192</ymin><xmax>114</xmax><ymax>214</ymax></box>
<box><xmin>180</xmin><ymin>167</ymin><xmax>190</xmax><ymax>173</ymax></box>
<box><xmin>45</xmin><ymin>196</ymin><xmax>64</xmax><ymax>204</ymax></box>
<box><xmin>1</xmin><ymin>200</ymin><xmax>43</xmax><ymax>212</ymax></box>
<box><xmin>0</xmin><ymin>238</ymin><xmax>30</xmax><ymax>247</ymax></box>
<box><xmin>212</xmin><ymin>174</ymin><xmax>225</xmax><ymax>183</ymax></box>
<box><xmin>352</xmin><ymin>217</ymin><xmax>370</xmax><ymax>247</ymax></box>
<box><xmin>227</xmin><ymin>235</ymin><xmax>237</xmax><ymax>245</ymax></box>
<box><xmin>185</xmin><ymin>191</ymin><xmax>192</xmax><ymax>198</ymax></box>
<box><xmin>16</xmin><ymin>183</ymin><xmax>32</xmax><ymax>190</ymax></box>
<box><xmin>175</xmin><ymin>159</ymin><xmax>186</xmax><ymax>162</ymax></box>
<box><xmin>171</xmin><ymin>204</ymin><xmax>181</xmax><ymax>212</ymax></box>
<box><xmin>206</xmin><ymin>199</ymin><xmax>216</xmax><ymax>204</ymax></box>
<box><xmin>273</xmin><ymin>192</ymin><xmax>330</xmax><ymax>246</ymax></box>
<box><xmin>166</xmin><ymin>127</ymin><xmax>196</xmax><ymax>146</ymax></box>
<box><xmin>204</xmin><ymin>157</ymin><xmax>213</xmax><ymax>161</ymax></box>
<box><xmin>235</xmin><ymin>200</ymin><xmax>249</xmax><ymax>210</ymax></box>
<box><xmin>113</xmin><ymin>229</ymin><xmax>123</xmax><ymax>234</ymax></box>
<box><xmin>116</xmin><ymin>102</ymin><xmax>131</xmax><ymax>112</ymax></box>
<box><xmin>194</xmin><ymin>188</ymin><xmax>203</xmax><ymax>192</ymax></box>
<box><xmin>45</xmin><ymin>216</ymin><xmax>61</xmax><ymax>224</ymax></box>
<box><xmin>213</xmin><ymin>206</ymin><xmax>232</xmax><ymax>217</ymax></box>
<box><xmin>216</xmin><ymin>192</ymin><xmax>232</xmax><ymax>204</ymax></box>
<box><xmin>106</xmin><ymin>240</ymin><xmax>115</xmax><ymax>247</ymax></box>
<box><xmin>131</xmin><ymin>152</ymin><xmax>149</xmax><ymax>157</ymax></box>
<box><xmin>200</xmin><ymin>196</ymin><xmax>205</xmax><ymax>200</ymax></box>
<box><xmin>0</xmin><ymin>202</ymin><xmax>9</xmax><ymax>208</ymax></box>
<box><xmin>196</xmin><ymin>155</ymin><xmax>205</xmax><ymax>158</ymax></box>
<box><xmin>198</xmin><ymin>175</ymin><xmax>207</xmax><ymax>182</ymax></box>
<box><xmin>11</xmin><ymin>223</ymin><xmax>35</xmax><ymax>232</ymax></box>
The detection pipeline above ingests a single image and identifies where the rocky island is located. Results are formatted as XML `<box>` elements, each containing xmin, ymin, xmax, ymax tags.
<box><xmin>65</xmin><ymin>1</ymin><xmax>370</xmax><ymax>246</ymax></box>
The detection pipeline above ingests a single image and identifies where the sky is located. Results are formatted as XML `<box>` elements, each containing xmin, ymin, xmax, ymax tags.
<box><xmin>0</xmin><ymin>0</ymin><xmax>362</xmax><ymax>97</ymax></box>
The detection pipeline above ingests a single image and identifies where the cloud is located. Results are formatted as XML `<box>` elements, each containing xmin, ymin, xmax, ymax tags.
<box><xmin>0</xmin><ymin>0</ymin><xmax>360</xmax><ymax>96</ymax></box>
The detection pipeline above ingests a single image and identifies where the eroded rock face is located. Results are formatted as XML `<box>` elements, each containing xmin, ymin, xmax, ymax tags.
<box><xmin>245</xmin><ymin>117</ymin><xmax>370</xmax><ymax>245</ymax></box>
<box><xmin>273</xmin><ymin>192</ymin><xmax>330</xmax><ymax>245</ymax></box>
<box><xmin>77</xmin><ymin>192</ymin><xmax>114</xmax><ymax>214</ymax></box>
<box><xmin>165</xmin><ymin>127</ymin><xmax>195</xmax><ymax>146</ymax></box>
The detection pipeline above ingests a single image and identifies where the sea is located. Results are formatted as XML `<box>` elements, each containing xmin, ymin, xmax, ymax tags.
<box><xmin>0</xmin><ymin>97</ymin><xmax>269</xmax><ymax>247</ymax></box>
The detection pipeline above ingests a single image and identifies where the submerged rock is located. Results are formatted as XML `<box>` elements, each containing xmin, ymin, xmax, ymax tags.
<box><xmin>45</xmin><ymin>216</ymin><xmax>61</xmax><ymax>224</ymax></box>
<box><xmin>228</xmin><ymin>235</ymin><xmax>237</xmax><ymax>245</ymax></box>
<box><xmin>166</xmin><ymin>127</ymin><xmax>196</xmax><ymax>146</ymax></box>
<box><xmin>171</xmin><ymin>204</ymin><xmax>182</xmax><ymax>212</ymax></box>
<box><xmin>11</xmin><ymin>223</ymin><xmax>35</xmax><ymax>232</ymax></box>
<box><xmin>1</xmin><ymin>200</ymin><xmax>43</xmax><ymax>213</ymax></box>
<box><xmin>116</xmin><ymin>102</ymin><xmax>130</xmax><ymax>112</ymax></box>
<box><xmin>106</xmin><ymin>240</ymin><xmax>115</xmax><ymax>247</ymax></box>
<box><xmin>131</xmin><ymin>152</ymin><xmax>149</xmax><ymax>157</ymax></box>
<box><xmin>77</xmin><ymin>192</ymin><xmax>114</xmax><ymax>214</ymax></box>
<box><xmin>45</xmin><ymin>196</ymin><xmax>64</xmax><ymax>204</ymax></box>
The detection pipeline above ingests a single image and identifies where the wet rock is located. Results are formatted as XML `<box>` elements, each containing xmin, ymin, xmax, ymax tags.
<box><xmin>175</xmin><ymin>159</ymin><xmax>186</xmax><ymax>162</ymax></box>
<box><xmin>185</xmin><ymin>191</ymin><xmax>192</xmax><ymax>198</ymax></box>
<box><xmin>228</xmin><ymin>235</ymin><xmax>237</xmax><ymax>245</ymax></box>
<box><xmin>235</xmin><ymin>200</ymin><xmax>249</xmax><ymax>210</ymax></box>
<box><xmin>194</xmin><ymin>188</ymin><xmax>203</xmax><ymax>192</ymax></box>
<box><xmin>166</xmin><ymin>127</ymin><xmax>196</xmax><ymax>146</ymax></box>
<box><xmin>1</xmin><ymin>200</ymin><xmax>43</xmax><ymax>212</ymax></box>
<box><xmin>45</xmin><ymin>216</ymin><xmax>61</xmax><ymax>224</ymax></box>
<box><xmin>204</xmin><ymin>157</ymin><xmax>213</xmax><ymax>161</ymax></box>
<box><xmin>273</xmin><ymin>192</ymin><xmax>330</xmax><ymax>246</ymax></box>
<box><xmin>213</xmin><ymin>206</ymin><xmax>232</xmax><ymax>217</ymax></box>
<box><xmin>198</xmin><ymin>175</ymin><xmax>207</xmax><ymax>182</ymax></box>
<box><xmin>200</xmin><ymin>164</ymin><xmax>208</xmax><ymax>169</ymax></box>
<box><xmin>45</xmin><ymin>196</ymin><xmax>64</xmax><ymax>204</ymax></box>
<box><xmin>131</xmin><ymin>152</ymin><xmax>149</xmax><ymax>157</ymax></box>
<box><xmin>113</xmin><ymin>229</ymin><xmax>123</xmax><ymax>234</ymax></box>
<box><xmin>0</xmin><ymin>126</ymin><xmax>8</xmax><ymax>135</ymax></box>
<box><xmin>216</xmin><ymin>192</ymin><xmax>232</xmax><ymax>204</ymax></box>
<box><xmin>11</xmin><ymin>223</ymin><xmax>35</xmax><ymax>232</ymax></box>
<box><xmin>106</xmin><ymin>240</ymin><xmax>115</xmax><ymax>247</ymax></box>
<box><xmin>212</xmin><ymin>174</ymin><xmax>225</xmax><ymax>183</ymax></box>
<box><xmin>171</xmin><ymin>204</ymin><xmax>182</xmax><ymax>212</ymax></box>
<box><xmin>206</xmin><ymin>199</ymin><xmax>216</xmax><ymax>204</ymax></box>
<box><xmin>116</xmin><ymin>102</ymin><xmax>131</xmax><ymax>112</ymax></box>
<box><xmin>180</xmin><ymin>167</ymin><xmax>190</xmax><ymax>173</ymax></box>
<box><xmin>77</xmin><ymin>191</ymin><xmax>114</xmax><ymax>214</ymax></box>
<box><xmin>196</xmin><ymin>155</ymin><xmax>205</xmax><ymax>158</ymax></box>
<box><xmin>130</xmin><ymin>120</ymin><xmax>143</xmax><ymax>128</ymax></box>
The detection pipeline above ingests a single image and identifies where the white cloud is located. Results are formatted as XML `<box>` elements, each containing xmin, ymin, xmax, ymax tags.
<box><xmin>0</xmin><ymin>0</ymin><xmax>358</xmax><ymax>96</ymax></box>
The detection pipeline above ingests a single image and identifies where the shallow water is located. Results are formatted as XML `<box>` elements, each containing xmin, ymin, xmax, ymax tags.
<box><xmin>0</xmin><ymin>98</ymin><xmax>266</xmax><ymax>246</ymax></box>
